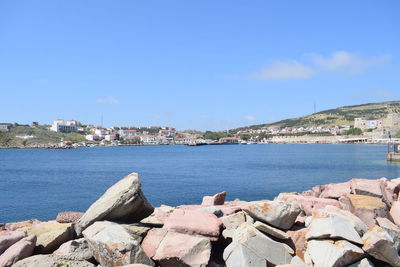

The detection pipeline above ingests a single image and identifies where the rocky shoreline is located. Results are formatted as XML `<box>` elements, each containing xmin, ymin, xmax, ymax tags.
<box><xmin>1</xmin><ymin>173</ymin><xmax>400</xmax><ymax>266</ymax></box>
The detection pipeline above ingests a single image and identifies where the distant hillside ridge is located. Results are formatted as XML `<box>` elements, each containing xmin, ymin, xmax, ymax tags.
<box><xmin>236</xmin><ymin>100</ymin><xmax>400</xmax><ymax>131</ymax></box>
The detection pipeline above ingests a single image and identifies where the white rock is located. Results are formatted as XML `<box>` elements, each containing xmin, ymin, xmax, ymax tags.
<box><xmin>253</xmin><ymin>221</ymin><xmax>290</xmax><ymax>240</ymax></box>
<box><xmin>348</xmin><ymin>258</ymin><xmax>375</xmax><ymax>267</ymax></box>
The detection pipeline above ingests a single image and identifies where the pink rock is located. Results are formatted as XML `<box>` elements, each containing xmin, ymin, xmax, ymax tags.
<box><xmin>280</xmin><ymin>194</ymin><xmax>340</xmax><ymax>215</ymax></box>
<box><xmin>286</xmin><ymin>228</ymin><xmax>308</xmax><ymax>260</ymax></box>
<box><xmin>382</xmin><ymin>178</ymin><xmax>400</xmax><ymax>206</ymax></box>
<box><xmin>56</xmin><ymin>211</ymin><xmax>84</xmax><ymax>223</ymax></box>
<box><xmin>201</xmin><ymin>191</ymin><xmax>226</xmax><ymax>206</ymax></box>
<box><xmin>0</xmin><ymin>231</ymin><xmax>27</xmax><ymax>255</ymax></box>
<box><xmin>376</xmin><ymin>217</ymin><xmax>400</xmax><ymax>232</ymax></box>
<box><xmin>0</xmin><ymin>236</ymin><xmax>36</xmax><ymax>267</ymax></box>
<box><xmin>390</xmin><ymin>201</ymin><xmax>400</xmax><ymax>225</ymax></box>
<box><xmin>319</xmin><ymin>181</ymin><xmax>351</xmax><ymax>199</ymax></box>
<box><xmin>5</xmin><ymin>219</ymin><xmax>40</xmax><ymax>231</ymax></box>
<box><xmin>163</xmin><ymin>209</ymin><xmax>222</xmax><ymax>240</ymax></box>
<box><xmin>142</xmin><ymin>228</ymin><xmax>211</xmax><ymax>267</ymax></box>
<box><xmin>301</xmin><ymin>185</ymin><xmax>323</xmax><ymax>197</ymax></box>
<box><xmin>350</xmin><ymin>178</ymin><xmax>387</xmax><ymax>198</ymax></box>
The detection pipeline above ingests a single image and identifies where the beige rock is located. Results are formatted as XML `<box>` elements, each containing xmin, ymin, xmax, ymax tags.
<box><xmin>75</xmin><ymin>172</ymin><xmax>154</xmax><ymax>236</ymax></box>
<box><xmin>362</xmin><ymin>225</ymin><xmax>400</xmax><ymax>266</ymax></box>
<box><xmin>253</xmin><ymin>221</ymin><xmax>290</xmax><ymax>240</ymax></box>
<box><xmin>221</xmin><ymin>211</ymin><xmax>246</xmax><ymax>230</ymax></box>
<box><xmin>13</xmin><ymin>254</ymin><xmax>95</xmax><ymax>267</ymax></box>
<box><xmin>53</xmin><ymin>238</ymin><xmax>92</xmax><ymax>261</ymax></box>
<box><xmin>306</xmin><ymin>239</ymin><xmax>364</xmax><ymax>267</ymax></box>
<box><xmin>242</xmin><ymin>200</ymin><xmax>301</xmax><ymax>230</ymax></box>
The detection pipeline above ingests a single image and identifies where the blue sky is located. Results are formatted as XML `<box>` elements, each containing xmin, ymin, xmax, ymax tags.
<box><xmin>0</xmin><ymin>1</ymin><xmax>399</xmax><ymax>130</ymax></box>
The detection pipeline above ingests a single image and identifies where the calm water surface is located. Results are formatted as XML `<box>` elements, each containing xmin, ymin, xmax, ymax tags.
<box><xmin>1</xmin><ymin>144</ymin><xmax>399</xmax><ymax>223</ymax></box>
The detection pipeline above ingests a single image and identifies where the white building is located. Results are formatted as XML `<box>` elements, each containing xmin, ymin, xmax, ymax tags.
<box><xmin>86</xmin><ymin>134</ymin><xmax>101</xmax><ymax>141</ymax></box>
<box><xmin>105</xmin><ymin>134</ymin><xmax>117</xmax><ymax>141</ymax></box>
<box><xmin>50</xmin><ymin>119</ymin><xmax>80</xmax><ymax>132</ymax></box>
<box><xmin>94</xmin><ymin>129</ymin><xmax>108</xmax><ymax>137</ymax></box>
<box><xmin>140</xmin><ymin>135</ymin><xmax>159</xmax><ymax>145</ymax></box>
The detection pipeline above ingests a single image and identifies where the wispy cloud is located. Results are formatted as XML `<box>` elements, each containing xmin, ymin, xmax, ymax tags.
<box><xmin>347</xmin><ymin>89</ymin><xmax>397</xmax><ymax>102</ymax></box>
<box><xmin>309</xmin><ymin>51</ymin><xmax>391</xmax><ymax>74</ymax></box>
<box><xmin>250</xmin><ymin>51</ymin><xmax>391</xmax><ymax>80</ymax></box>
<box><xmin>251</xmin><ymin>60</ymin><xmax>315</xmax><ymax>80</ymax></box>
<box><xmin>96</xmin><ymin>96</ymin><xmax>119</xmax><ymax>105</ymax></box>
<box><xmin>244</xmin><ymin>115</ymin><xmax>257</xmax><ymax>122</ymax></box>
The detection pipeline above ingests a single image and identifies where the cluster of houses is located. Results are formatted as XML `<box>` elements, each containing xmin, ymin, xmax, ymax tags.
<box><xmin>236</xmin><ymin>125</ymin><xmax>352</xmax><ymax>137</ymax></box>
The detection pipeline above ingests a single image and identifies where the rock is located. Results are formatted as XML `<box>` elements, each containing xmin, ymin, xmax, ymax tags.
<box><xmin>362</xmin><ymin>225</ymin><xmax>400</xmax><ymax>266</ymax></box>
<box><xmin>201</xmin><ymin>191</ymin><xmax>226</xmax><ymax>206</ymax></box>
<box><xmin>123</xmin><ymin>224</ymin><xmax>151</xmax><ymax>240</ymax></box>
<box><xmin>286</xmin><ymin>228</ymin><xmax>308</xmax><ymax>260</ymax></box>
<box><xmin>321</xmin><ymin>205</ymin><xmax>368</xmax><ymax>235</ymax></box>
<box><xmin>163</xmin><ymin>209</ymin><xmax>222</xmax><ymax>240</ymax></box>
<box><xmin>4</xmin><ymin>219</ymin><xmax>40</xmax><ymax>231</ymax></box>
<box><xmin>340</xmin><ymin>194</ymin><xmax>388</xmax><ymax>227</ymax></box>
<box><xmin>82</xmin><ymin>222</ymin><xmax>154</xmax><ymax>267</ymax></box>
<box><xmin>56</xmin><ymin>211</ymin><xmax>84</xmax><ymax>223</ymax></box>
<box><xmin>253</xmin><ymin>221</ymin><xmax>290</xmax><ymax>240</ymax></box>
<box><xmin>222</xmin><ymin>229</ymin><xmax>235</xmax><ymax>239</ymax></box>
<box><xmin>223</xmin><ymin>223</ymin><xmax>293</xmax><ymax>266</ymax></box>
<box><xmin>140</xmin><ymin>205</ymin><xmax>174</xmax><ymax>227</ymax></box>
<box><xmin>306</xmin><ymin>239</ymin><xmax>364</xmax><ymax>267</ymax></box>
<box><xmin>348</xmin><ymin>258</ymin><xmax>375</xmax><ymax>267</ymax></box>
<box><xmin>277</xmin><ymin>194</ymin><xmax>340</xmax><ymax>216</ymax></box>
<box><xmin>382</xmin><ymin>178</ymin><xmax>400</xmax><ymax>206</ymax></box>
<box><xmin>390</xmin><ymin>201</ymin><xmax>400</xmax><ymax>225</ymax></box>
<box><xmin>53</xmin><ymin>238</ymin><xmax>92</xmax><ymax>261</ymax></box>
<box><xmin>377</xmin><ymin>217</ymin><xmax>400</xmax><ymax>232</ymax></box>
<box><xmin>75</xmin><ymin>172</ymin><xmax>154</xmax><ymax>236</ymax></box>
<box><xmin>242</xmin><ymin>200</ymin><xmax>301</xmax><ymax>230</ymax></box>
<box><xmin>351</xmin><ymin>178</ymin><xmax>386</xmax><ymax>198</ymax></box>
<box><xmin>221</xmin><ymin>211</ymin><xmax>246</xmax><ymax>230</ymax></box>
<box><xmin>13</xmin><ymin>254</ymin><xmax>95</xmax><ymax>267</ymax></box>
<box><xmin>0</xmin><ymin>236</ymin><xmax>36</xmax><ymax>267</ymax></box>
<box><xmin>122</xmin><ymin>265</ymin><xmax>154</xmax><ymax>267</ymax></box>
<box><xmin>319</xmin><ymin>181</ymin><xmax>351</xmax><ymax>199</ymax></box>
<box><xmin>306</xmin><ymin>209</ymin><xmax>363</xmax><ymax>244</ymax></box>
<box><xmin>24</xmin><ymin>221</ymin><xmax>74</xmax><ymax>254</ymax></box>
<box><xmin>0</xmin><ymin>230</ymin><xmax>26</xmax><ymax>254</ymax></box>
<box><xmin>197</xmin><ymin>206</ymin><xmax>224</xmax><ymax>217</ymax></box>
<box><xmin>142</xmin><ymin>228</ymin><xmax>211</xmax><ymax>267</ymax></box>
<box><xmin>290</xmin><ymin>255</ymin><xmax>306</xmax><ymax>265</ymax></box>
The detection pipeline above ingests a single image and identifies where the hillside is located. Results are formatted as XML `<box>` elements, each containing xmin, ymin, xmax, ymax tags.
<box><xmin>0</xmin><ymin>125</ymin><xmax>86</xmax><ymax>147</ymax></box>
<box><xmin>235</xmin><ymin>101</ymin><xmax>400</xmax><ymax>131</ymax></box>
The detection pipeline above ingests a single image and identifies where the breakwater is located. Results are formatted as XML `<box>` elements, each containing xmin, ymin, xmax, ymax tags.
<box><xmin>1</xmin><ymin>172</ymin><xmax>400</xmax><ymax>266</ymax></box>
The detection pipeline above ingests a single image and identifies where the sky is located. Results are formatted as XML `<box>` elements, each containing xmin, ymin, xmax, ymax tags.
<box><xmin>0</xmin><ymin>1</ymin><xmax>399</xmax><ymax>131</ymax></box>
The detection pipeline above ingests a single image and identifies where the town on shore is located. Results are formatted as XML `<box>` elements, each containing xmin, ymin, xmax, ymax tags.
<box><xmin>2</xmin><ymin>172</ymin><xmax>400</xmax><ymax>266</ymax></box>
<box><xmin>1</xmin><ymin>112</ymin><xmax>400</xmax><ymax>149</ymax></box>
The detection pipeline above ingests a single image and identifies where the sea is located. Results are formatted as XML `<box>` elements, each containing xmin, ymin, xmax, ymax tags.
<box><xmin>1</xmin><ymin>144</ymin><xmax>399</xmax><ymax>223</ymax></box>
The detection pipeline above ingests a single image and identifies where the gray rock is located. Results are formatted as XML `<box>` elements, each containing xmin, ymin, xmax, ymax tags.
<box><xmin>75</xmin><ymin>172</ymin><xmax>154</xmax><ymax>236</ymax></box>
<box><xmin>362</xmin><ymin>225</ymin><xmax>400</xmax><ymax>266</ymax></box>
<box><xmin>348</xmin><ymin>258</ymin><xmax>375</xmax><ymax>267</ymax></box>
<box><xmin>253</xmin><ymin>221</ymin><xmax>290</xmax><ymax>240</ymax></box>
<box><xmin>223</xmin><ymin>223</ymin><xmax>293</xmax><ymax>266</ymax></box>
<box><xmin>197</xmin><ymin>206</ymin><xmax>223</xmax><ymax>217</ymax></box>
<box><xmin>306</xmin><ymin>239</ymin><xmax>364</xmax><ymax>267</ymax></box>
<box><xmin>242</xmin><ymin>200</ymin><xmax>301</xmax><ymax>230</ymax></box>
<box><xmin>53</xmin><ymin>238</ymin><xmax>92</xmax><ymax>261</ymax></box>
<box><xmin>12</xmin><ymin>254</ymin><xmax>95</xmax><ymax>267</ymax></box>
<box><xmin>221</xmin><ymin>212</ymin><xmax>246</xmax><ymax>230</ymax></box>
<box><xmin>83</xmin><ymin>222</ymin><xmax>154</xmax><ymax>267</ymax></box>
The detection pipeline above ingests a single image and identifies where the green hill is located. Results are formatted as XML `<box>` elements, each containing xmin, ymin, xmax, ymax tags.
<box><xmin>236</xmin><ymin>101</ymin><xmax>400</xmax><ymax>131</ymax></box>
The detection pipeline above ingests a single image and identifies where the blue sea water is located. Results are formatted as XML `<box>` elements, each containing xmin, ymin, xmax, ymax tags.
<box><xmin>0</xmin><ymin>144</ymin><xmax>399</xmax><ymax>223</ymax></box>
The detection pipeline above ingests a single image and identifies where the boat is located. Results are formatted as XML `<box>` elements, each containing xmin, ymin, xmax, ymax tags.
<box><xmin>387</xmin><ymin>142</ymin><xmax>400</xmax><ymax>161</ymax></box>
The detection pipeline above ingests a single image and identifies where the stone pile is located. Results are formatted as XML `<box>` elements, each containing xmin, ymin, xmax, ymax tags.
<box><xmin>2</xmin><ymin>173</ymin><xmax>400</xmax><ymax>266</ymax></box>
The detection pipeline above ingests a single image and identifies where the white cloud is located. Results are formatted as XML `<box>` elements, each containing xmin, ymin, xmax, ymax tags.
<box><xmin>309</xmin><ymin>51</ymin><xmax>391</xmax><ymax>74</ymax></box>
<box><xmin>244</xmin><ymin>115</ymin><xmax>257</xmax><ymax>122</ymax></box>
<box><xmin>96</xmin><ymin>96</ymin><xmax>119</xmax><ymax>105</ymax></box>
<box><xmin>251</xmin><ymin>60</ymin><xmax>315</xmax><ymax>80</ymax></box>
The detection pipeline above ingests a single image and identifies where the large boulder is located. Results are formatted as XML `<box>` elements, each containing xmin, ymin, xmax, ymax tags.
<box><xmin>390</xmin><ymin>201</ymin><xmax>400</xmax><ymax>225</ymax></box>
<box><xmin>12</xmin><ymin>254</ymin><xmax>95</xmax><ymax>267</ymax></box>
<box><xmin>23</xmin><ymin>221</ymin><xmax>74</xmax><ymax>254</ymax></box>
<box><xmin>221</xmin><ymin>211</ymin><xmax>246</xmax><ymax>231</ymax></box>
<box><xmin>350</xmin><ymin>178</ymin><xmax>387</xmax><ymax>198</ymax></box>
<box><xmin>142</xmin><ymin>228</ymin><xmax>211</xmax><ymax>267</ymax></box>
<box><xmin>242</xmin><ymin>200</ymin><xmax>301</xmax><ymax>230</ymax></box>
<box><xmin>0</xmin><ymin>230</ymin><xmax>26</xmax><ymax>254</ymax></box>
<box><xmin>4</xmin><ymin>219</ymin><xmax>40</xmax><ymax>231</ymax></box>
<box><xmin>362</xmin><ymin>225</ymin><xmax>400</xmax><ymax>266</ymax></box>
<box><xmin>339</xmin><ymin>194</ymin><xmax>388</xmax><ymax>227</ymax></box>
<box><xmin>223</xmin><ymin>223</ymin><xmax>293</xmax><ymax>266</ymax></box>
<box><xmin>319</xmin><ymin>181</ymin><xmax>351</xmax><ymax>199</ymax></box>
<box><xmin>305</xmin><ymin>240</ymin><xmax>364</xmax><ymax>267</ymax></box>
<box><xmin>348</xmin><ymin>258</ymin><xmax>375</xmax><ymax>267</ymax></box>
<box><xmin>277</xmin><ymin>194</ymin><xmax>340</xmax><ymax>216</ymax></box>
<box><xmin>56</xmin><ymin>211</ymin><xmax>84</xmax><ymax>223</ymax></box>
<box><xmin>306</xmin><ymin>209</ymin><xmax>363</xmax><ymax>244</ymax></box>
<box><xmin>140</xmin><ymin>205</ymin><xmax>175</xmax><ymax>227</ymax></box>
<box><xmin>53</xmin><ymin>238</ymin><xmax>92</xmax><ymax>261</ymax></box>
<box><xmin>0</xmin><ymin>236</ymin><xmax>36</xmax><ymax>267</ymax></box>
<box><xmin>286</xmin><ymin>228</ymin><xmax>308</xmax><ymax>261</ymax></box>
<box><xmin>82</xmin><ymin>222</ymin><xmax>154</xmax><ymax>267</ymax></box>
<box><xmin>75</xmin><ymin>172</ymin><xmax>154</xmax><ymax>236</ymax></box>
<box><xmin>382</xmin><ymin>178</ymin><xmax>400</xmax><ymax>206</ymax></box>
<box><xmin>201</xmin><ymin>191</ymin><xmax>226</xmax><ymax>206</ymax></box>
<box><xmin>163</xmin><ymin>209</ymin><xmax>222</xmax><ymax>240</ymax></box>
<box><xmin>377</xmin><ymin>217</ymin><xmax>400</xmax><ymax>232</ymax></box>
<box><xmin>253</xmin><ymin>221</ymin><xmax>290</xmax><ymax>240</ymax></box>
